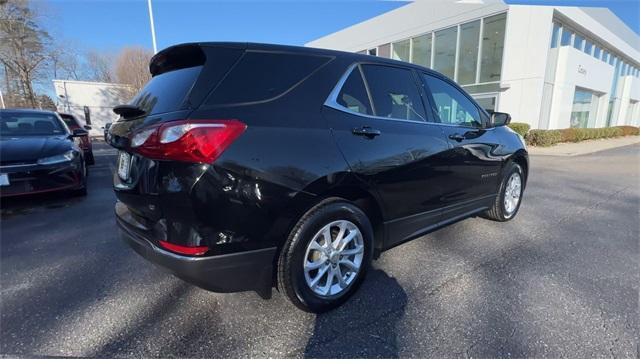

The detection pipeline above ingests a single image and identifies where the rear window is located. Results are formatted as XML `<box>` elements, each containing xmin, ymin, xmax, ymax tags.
<box><xmin>206</xmin><ymin>51</ymin><xmax>331</xmax><ymax>106</ymax></box>
<box><xmin>59</xmin><ymin>114</ymin><xmax>80</xmax><ymax>129</ymax></box>
<box><xmin>129</xmin><ymin>65</ymin><xmax>202</xmax><ymax>116</ymax></box>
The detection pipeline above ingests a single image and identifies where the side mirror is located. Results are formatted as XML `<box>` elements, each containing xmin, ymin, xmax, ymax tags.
<box><xmin>71</xmin><ymin>128</ymin><xmax>89</xmax><ymax>137</ymax></box>
<box><xmin>84</xmin><ymin>125</ymin><xmax>92</xmax><ymax>130</ymax></box>
<box><xmin>490</xmin><ymin>112</ymin><xmax>511</xmax><ymax>127</ymax></box>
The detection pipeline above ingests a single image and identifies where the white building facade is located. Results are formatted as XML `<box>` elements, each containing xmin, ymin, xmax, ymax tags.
<box><xmin>306</xmin><ymin>0</ymin><xmax>640</xmax><ymax>129</ymax></box>
<box><xmin>53</xmin><ymin>80</ymin><xmax>133</xmax><ymax>136</ymax></box>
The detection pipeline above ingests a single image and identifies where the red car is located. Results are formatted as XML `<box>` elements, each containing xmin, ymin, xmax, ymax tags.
<box><xmin>59</xmin><ymin>113</ymin><xmax>94</xmax><ymax>165</ymax></box>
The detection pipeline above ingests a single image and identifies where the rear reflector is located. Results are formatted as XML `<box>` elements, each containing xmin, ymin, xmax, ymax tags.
<box><xmin>130</xmin><ymin>119</ymin><xmax>246</xmax><ymax>164</ymax></box>
<box><xmin>158</xmin><ymin>240</ymin><xmax>209</xmax><ymax>256</ymax></box>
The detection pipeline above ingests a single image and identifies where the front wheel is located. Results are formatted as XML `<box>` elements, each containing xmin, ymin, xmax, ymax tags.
<box><xmin>277</xmin><ymin>199</ymin><xmax>373</xmax><ymax>313</ymax></box>
<box><xmin>484</xmin><ymin>162</ymin><xmax>524</xmax><ymax>221</ymax></box>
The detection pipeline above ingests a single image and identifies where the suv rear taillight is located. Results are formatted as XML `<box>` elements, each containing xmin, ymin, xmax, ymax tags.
<box><xmin>130</xmin><ymin>119</ymin><xmax>246</xmax><ymax>163</ymax></box>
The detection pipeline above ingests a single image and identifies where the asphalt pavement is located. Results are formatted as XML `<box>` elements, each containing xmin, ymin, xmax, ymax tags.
<box><xmin>1</xmin><ymin>142</ymin><xmax>638</xmax><ymax>358</ymax></box>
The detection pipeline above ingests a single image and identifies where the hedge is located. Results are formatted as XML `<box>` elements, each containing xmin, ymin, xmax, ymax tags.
<box><xmin>507</xmin><ymin>122</ymin><xmax>530</xmax><ymax>137</ymax></box>
<box><xmin>525</xmin><ymin>126</ymin><xmax>639</xmax><ymax>147</ymax></box>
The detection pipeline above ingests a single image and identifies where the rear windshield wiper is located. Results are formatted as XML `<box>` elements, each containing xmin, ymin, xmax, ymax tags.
<box><xmin>113</xmin><ymin>104</ymin><xmax>146</xmax><ymax>119</ymax></box>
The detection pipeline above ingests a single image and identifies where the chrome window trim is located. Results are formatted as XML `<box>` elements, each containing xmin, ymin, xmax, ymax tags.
<box><xmin>323</xmin><ymin>62</ymin><xmax>494</xmax><ymax>131</ymax></box>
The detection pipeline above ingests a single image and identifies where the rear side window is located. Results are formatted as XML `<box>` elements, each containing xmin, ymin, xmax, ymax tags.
<box><xmin>130</xmin><ymin>66</ymin><xmax>202</xmax><ymax>116</ymax></box>
<box><xmin>360</xmin><ymin>65</ymin><xmax>426</xmax><ymax>121</ymax></box>
<box><xmin>336</xmin><ymin>68</ymin><xmax>372</xmax><ymax>115</ymax></box>
<box><xmin>206</xmin><ymin>51</ymin><xmax>331</xmax><ymax>105</ymax></box>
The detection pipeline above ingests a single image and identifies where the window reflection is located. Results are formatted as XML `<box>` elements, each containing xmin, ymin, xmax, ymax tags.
<box><xmin>458</xmin><ymin>20</ymin><xmax>480</xmax><ymax>85</ymax></box>
<box><xmin>411</xmin><ymin>34</ymin><xmax>431</xmax><ymax>68</ymax></box>
<box><xmin>433</xmin><ymin>26</ymin><xmax>457</xmax><ymax>79</ymax></box>
<box><xmin>392</xmin><ymin>39</ymin><xmax>410</xmax><ymax>62</ymax></box>
<box><xmin>480</xmin><ymin>13</ymin><xmax>506</xmax><ymax>83</ymax></box>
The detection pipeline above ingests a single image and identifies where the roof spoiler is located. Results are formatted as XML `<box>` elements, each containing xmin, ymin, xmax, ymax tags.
<box><xmin>149</xmin><ymin>44</ymin><xmax>207</xmax><ymax>76</ymax></box>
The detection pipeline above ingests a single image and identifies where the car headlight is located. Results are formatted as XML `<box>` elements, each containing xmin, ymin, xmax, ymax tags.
<box><xmin>37</xmin><ymin>150</ymin><xmax>76</xmax><ymax>165</ymax></box>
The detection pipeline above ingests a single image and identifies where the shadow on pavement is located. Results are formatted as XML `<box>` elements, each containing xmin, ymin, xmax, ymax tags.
<box><xmin>303</xmin><ymin>269</ymin><xmax>408</xmax><ymax>358</ymax></box>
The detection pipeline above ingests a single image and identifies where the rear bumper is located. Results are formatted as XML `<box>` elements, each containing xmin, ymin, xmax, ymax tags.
<box><xmin>116</xmin><ymin>203</ymin><xmax>277</xmax><ymax>298</ymax></box>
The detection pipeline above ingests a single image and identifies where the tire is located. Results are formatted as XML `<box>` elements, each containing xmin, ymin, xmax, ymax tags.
<box><xmin>484</xmin><ymin>162</ymin><xmax>524</xmax><ymax>221</ymax></box>
<box><xmin>277</xmin><ymin>198</ymin><xmax>374</xmax><ymax>313</ymax></box>
<box><xmin>72</xmin><ymin>160</ymin><xmax>88</xmax><ymax>197</ymax></box>
<box><xmin>85</xmin><ymin>151</ymin><xmax>95</xmax><ymax>166</ymax></box>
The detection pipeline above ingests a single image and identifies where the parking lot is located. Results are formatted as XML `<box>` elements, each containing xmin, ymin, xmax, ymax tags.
<box><xmin>1</xmin><ymin>142</ymin><xmax>638</xmax><ymax>358</ymax></box>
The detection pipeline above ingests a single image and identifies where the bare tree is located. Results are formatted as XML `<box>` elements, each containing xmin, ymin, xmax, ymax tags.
<box><xmin>86</xmin><ymin>49</ymin><xmax>114</xmax><ymax>82</ymax></box>
<box><xmin>48</xmin><ymin>43</ymin><xmax>82</xmax><ymax>80</ymax></box>
<box><xmin>114</xmin><ymin>46</ymin><xmax>152</xmax><ymax>91</ymax></box>
<box><xmin>0</xmin><ymin>0</ymin><xmax>51</xmax><ymax>108</ymax></box>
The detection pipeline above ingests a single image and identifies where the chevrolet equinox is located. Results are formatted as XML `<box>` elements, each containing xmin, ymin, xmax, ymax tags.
<box><xmin>110</xmin><ymin>43</ymin><xmax>528</xmax><ymax>313</ymax></box>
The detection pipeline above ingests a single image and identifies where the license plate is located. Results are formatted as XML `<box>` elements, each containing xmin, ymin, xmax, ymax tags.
<box><xmin>0</xmin><ymin>174</ymin><xmax>8</xmax><ymax>186</ymax></box>
<box><xmin>118</xmin><ymin>152</ymin><xmax>132</xmax><ymax>180</ymax></box>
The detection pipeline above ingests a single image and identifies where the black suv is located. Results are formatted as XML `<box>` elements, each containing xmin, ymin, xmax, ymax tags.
<box><xmin>110</xmin><ymin>43</ymin><xmax>528</xmax><ymax>313</ymax></box>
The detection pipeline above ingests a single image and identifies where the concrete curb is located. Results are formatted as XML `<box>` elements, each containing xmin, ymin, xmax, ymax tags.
<box><xmin>528</xmin><ymin>136</ymin><xmax>640</xmax><ymax>157</ymax></box>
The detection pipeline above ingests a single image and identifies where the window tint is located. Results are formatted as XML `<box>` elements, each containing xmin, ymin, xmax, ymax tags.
<box><xmin>336</xmin><ymin>68</ymin><xmax>372</xmax><ymax>115</ymax></box>
<box><xmin>422</xmin><ymin>74</ymin><xmax>482</xmax><ymax>127</ymax></box>
<box><xmin>131</xmin><ymin>66</ymin><xmax>202</xmax><ymax>115</ymax></box>
<box><xmin>207</xmin><ymin>51</ymin><xmax>330</xmax><ymax>105</ymax></box>
<box><xmin>361</xmin><ymin>65</ymin><xmax>426</xmax><ymax>121</ymax></box>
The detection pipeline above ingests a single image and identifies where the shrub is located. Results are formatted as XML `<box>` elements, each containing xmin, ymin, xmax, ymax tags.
<box><xmin>559</xmin><ymin>128</ymin><xmax>578</xmax><ymax>142</ymax></box>
<box><xmin>508</xmin><ymin>122</ymin><xmax>530</xmax><ymax>137</ymax></box>
<box><xmin>527</xmin><ymin>126</ymin><xmax>635</xmax><ymax>146</ymax></box>
<box><xmin>615</xmin><ymin>126</ymin><xmax>640</xmax><ymax>136</ymax></box>
<box><xmin>526</xmin><ymin>129</ymin><xmax>562</xmax><ymax>147</ymax></box>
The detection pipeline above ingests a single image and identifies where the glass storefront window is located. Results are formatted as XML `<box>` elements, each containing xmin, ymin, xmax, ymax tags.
<box><xmin>378</xmin><ymin>43</ymin><xmax>390</xmax><ymax>58</ymax></box>
<box><xmin>571</xmin><ymin>88</ymin><xmax>598</xmax><ymax>128</ymax></box>
<box><xmin>594</xmin><ymin>46</ymin><xmax>601</xmax><ymax>60</ymax></box>
<box><xmin>392</xmin><ymin>39</ymin><xmax>410</xmax><ymax>62</ymax></box>
<box><xmin>561</xmin><ymin>28</ymin><xmax>572</xmax><ymax>46</ymax></box>
<box><xmin>411</xmin><ymin>34</ymin><xmax>432</xmax><ymax>68</ymax></box>
<box><xmin>479</xmin><ymin>13</ymin><xmax>506</xmax><ymax>83</ymax></box>
<box><xmin>458</xmin><ymin>20</ymin><xmax>480</xmax><ymax>85</ymax></box>
<box><xmin>473</xmin><ymin>96</ymin><xmax>497</xmax><ymax>112</ymax></box>
<box><xmin>584</xmin><ymin>40</ymin><xmax>593</xmax><ymax>55</ymax></box>
<box><xmin>433</xmin><ymin>26</ymin><xmax>457</xmax><ymax>79</ymax></box>
<box><xmin>573</xmin><ymin>34</ymin><xmax>584</xmax><ymax>50</ymax></box>
<box><xmin>550</xmin><ymin>23</ymin><xmax>561</xmax><ymax>48</ymax></box>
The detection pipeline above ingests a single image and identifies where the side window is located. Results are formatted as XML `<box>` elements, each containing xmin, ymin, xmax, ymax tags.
<box><xmin>207</xmin><ymin>51</ymin><xmax>331</xmax><ymax>105</ymax></box>
<box><xmin>360</xmin><ymin>64</ymin><xmax>426</xmax><ymax>121</ymax></box>
<box><xmin>336</xmin><ymin>67</ymin><xmax>372</xmax><ymax>115</ymax></box>
<box><xmin>422</xmin><ymin>74</ymin><xmax>482</xmax><ymax>127</ymax></box>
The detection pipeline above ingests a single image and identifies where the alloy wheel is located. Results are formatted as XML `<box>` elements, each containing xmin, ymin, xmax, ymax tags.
<box><xmin>303</xmin><ymin>220</ymin><xmax>364</xmax><ymax>297</ymax></box>
<box><xmin>503</xmin><ymin>172</ymin><xmax>522</xmax><ymax>216</ymax></box>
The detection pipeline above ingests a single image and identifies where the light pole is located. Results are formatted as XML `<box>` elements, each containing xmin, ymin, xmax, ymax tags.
<box><xmin>147</xmin><ymin>0</ymin><xmax>158</xmax><ymax>54</ymax></box>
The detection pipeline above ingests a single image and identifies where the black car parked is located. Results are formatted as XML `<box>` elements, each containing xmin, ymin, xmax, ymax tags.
<box><xmin>0</xmin><ymin>109</ymin><xmax>89</xmax><ymax>197</ymax></box>
<box><xmin>110</xmin><ymin>43</ymin><xmax>528</xmax><ymax>313</ymax></box>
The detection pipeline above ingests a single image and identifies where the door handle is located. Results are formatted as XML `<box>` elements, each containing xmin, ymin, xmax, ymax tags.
<box><xmin>352</xmin><ymin>126</ymin><xmax>381</xmax><ymax>138</ymax></box>
<box><xmin>448</xmin><ymin>133</ymin><xmax>465</xmax><ymax>142</ymax></box>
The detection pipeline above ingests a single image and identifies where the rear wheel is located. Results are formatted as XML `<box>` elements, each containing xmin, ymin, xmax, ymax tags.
<box><xmin>484</xmin><ymin>162</ymin><xmax>523</xmax><ymax>221</ymax></box>
<box><xmin>277</xmin><ymin>199</ymin><xmax>373</xmax><ymax>313</ymax></box>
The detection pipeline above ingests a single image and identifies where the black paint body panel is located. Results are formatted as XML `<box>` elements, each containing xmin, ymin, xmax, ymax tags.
<box><xmin>110</xmin><ymin>42</ymin><xmax>528</xmax><ymax>295</ymax></box>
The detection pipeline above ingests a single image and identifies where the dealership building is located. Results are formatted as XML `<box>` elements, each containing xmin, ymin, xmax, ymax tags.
<box><xmin>306</xmin><ymin>0</ymin><xmax>640</xmax><ymax>129</ymax></box>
